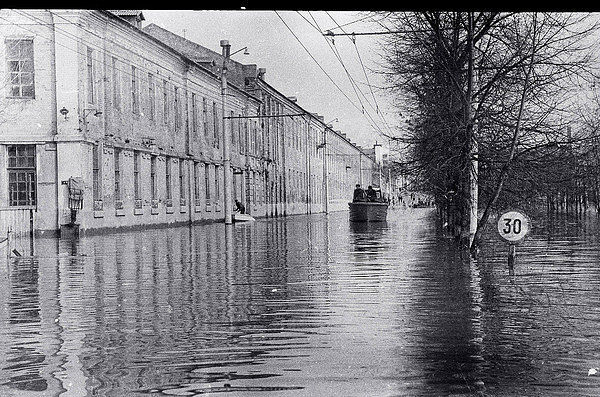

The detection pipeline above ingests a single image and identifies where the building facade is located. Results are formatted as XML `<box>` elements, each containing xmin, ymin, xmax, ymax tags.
<box><xmin>0</xmin><ymin>9</ymin><xmax>378</xmax><ymax>236</ymax></box>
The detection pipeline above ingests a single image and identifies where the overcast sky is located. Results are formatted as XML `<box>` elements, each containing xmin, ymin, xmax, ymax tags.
<box><xmin>142</xmin><ymin>10</ymin><xmax>400</xmax><ymax>150</ymax></box>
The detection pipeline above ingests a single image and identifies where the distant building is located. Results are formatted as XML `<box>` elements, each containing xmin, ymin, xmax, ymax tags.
<box><xmin>0</xmin><ymin>9</ymin><xmax>378</xmax><ymax>236</ymax></box>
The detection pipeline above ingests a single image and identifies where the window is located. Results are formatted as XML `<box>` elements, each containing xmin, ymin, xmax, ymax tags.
<box><xmin>205</xmin><ymin>164</ymin><xmax>211</xmax><ymax>201</ymax></box>
<box><xmin>114</xmin><ymin>148</ymin><xmax>122</xmax><ymax>204</ymax></box>
<box><xmin>133</xmin><ymin>150</ymin><xmax>141</xmax><ymax>200</ymax></box>
<box><xmin>148</xmin><ymin>73</ymin><xmax>155</xmax><ymax>121</ymax></box>
<box><xmin>215</xmin><ymin>165</ymin><xmax>220</xmax><ymax>201</ymax></box>
<box><xmin>6</xmin><ymin>38</ymin><xmax>34</xmax><ymax>98</ymax></box>
<box><xmin>163</xmin><ymin>80</ymin><xmax>168</xmax><ymax>123</ymax></box>
<box><xmin>165</xmin><ymin>157</ymin><xmax>172</xmax><ymax>202</ymax></box>
<box><xmin>192</xmin><ymin>93</ymin><xmax>198</xmax><ymax>137</ymax></box>
<box><xmin>86</xmin><ymin>47</ymin><xmax>94</xmax><ymax>104</ymax></box>
<box><xmin>212</xmin><ymin>101</ymin><xmax>219</xmax><ymax>148</ymax></box>
<box><xmin>112</xmin><ymin>57</ymin><xmax>121</xmax><ymax>109</ymax></box>
<box><xmin>184</xmin><ymin>89</ymin><xmax>189</xmax><ymax>135</ymax></box>
<box><xmin>131</xmin><ymin>65</ymin><xmax>139</xmax><ymax>114</ymax></box>
<box><xmin>194</xmin><ymin>161</ymin><xmax>200</xmax><ymax>202</ymax></box>
<box><xmin>252</xmin><ymin>171</ymin><xmax>257</xmax><ymax>205</ymax></box>
<box><xmin>174</xmin><ymin>86</ymin><xmax>180</xmax><ymax>131</ymax></box>
<box><xmin>253</xmin><ymin>120</ymin><xmax>258</xmax><ymax>155</ymax></box>
<box><xmin>92</xmin><ymin>143</ymin><xmax>102</xmax><ymax>202</ymax></box>
<box><xmin>203</xmin><ymin>97</ymin><xmax>208</xmax><ymax>139</ymax></box>
<box><xmin>239</xmin><ymin>114</ymin><xmax>245</xmax><ymax>154</ymax></box>
<box><xmin>8</xmin><ymin>145</ymin><xmax>35</xmax><ymax>206</ymax></box>
<box><xmin>179</xmin><ymin>159</ymin><xmax>185</xmax><ymax>202</ymax></box>
<box><xmin>150</xmin><ymin>155</ymin><xmax>157</xmax><ymax>200</ymax></box>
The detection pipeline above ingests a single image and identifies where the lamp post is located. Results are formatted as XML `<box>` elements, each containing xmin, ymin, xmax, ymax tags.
<box><xmin>220</xmin><ymin>40</ymin><xmax>232</xmax><ymax>224</ymax></box>
<box><xmin>220</xmin><ymin>40</ymin><xmax>249</xmax><ymax>224</ymax></box>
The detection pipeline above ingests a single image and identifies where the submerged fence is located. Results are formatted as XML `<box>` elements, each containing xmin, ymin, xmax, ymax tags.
<box><xmin>0</xmin><ymin>208</ymin><xmax>35</xmax><ymax>261</ymax></box>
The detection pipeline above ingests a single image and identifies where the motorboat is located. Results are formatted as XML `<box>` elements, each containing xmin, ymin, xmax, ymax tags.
<box><xmin>349</xmin><ymin>187</ymin><xmax>388</xmax><ymax>222</ymax></box>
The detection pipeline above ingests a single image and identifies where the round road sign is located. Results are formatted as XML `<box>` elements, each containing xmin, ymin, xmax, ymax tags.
<box><xmin>497</xmin><ymin>210</ymin><xmax>530</xmax><ymax>242</ymax></box>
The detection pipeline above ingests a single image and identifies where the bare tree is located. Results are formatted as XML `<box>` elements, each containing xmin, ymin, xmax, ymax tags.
<box><xmin>376</xmin><ymin>12</ymin><xmax>600</xmax><ymax>254</ymax></box>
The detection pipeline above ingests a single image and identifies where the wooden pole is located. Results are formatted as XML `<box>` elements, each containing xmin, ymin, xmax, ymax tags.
<box><xmin>29</xmin><ymin>209</ymin><xmax>34</xmax><ymax>256</ymax></box>
<box><xmin>6</xmin><ymin>228</ymin><xmax>10</xmax><ymax>264</ymax></box>
<box><xmin>508</xmin><ymin>243</ymin><xmax>516</xmax><ymax>268</ymax></box>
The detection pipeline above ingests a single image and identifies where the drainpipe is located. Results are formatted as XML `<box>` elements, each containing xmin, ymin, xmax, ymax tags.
<box><xmin>49</xmin><ymin>11</ymin><xmax>60</xmax><ymax>234</ymax></box>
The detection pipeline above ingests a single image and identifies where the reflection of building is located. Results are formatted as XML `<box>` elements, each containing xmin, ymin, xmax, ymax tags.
<box><xmin>0</xmin><ymin>9</ymin><xmax>378</xmax><ymax>235</ymax></box>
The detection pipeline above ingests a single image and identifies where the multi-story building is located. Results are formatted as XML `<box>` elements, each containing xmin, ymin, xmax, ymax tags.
<box><xmin>0</xmin><ymin>9</ymin><xmax>378</xmax><ymax>237</ymax></box>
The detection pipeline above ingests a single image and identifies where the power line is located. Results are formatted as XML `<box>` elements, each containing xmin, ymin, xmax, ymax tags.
<box><xmin>10</xmin><ymin>10</ymin><xmax>239</xmax><ymax>106</ymax></box>
<box><xmin>274</xmin><ymin>11</ymin><xmax>382</xmax><ymax>136</ymax></box>
<box><xmin>312</xmin><ymin>12</ymin><xmax>395</xmax><ymax>138</ymax></box>
<box><xmin>322</xmin><ymin>13</ymin><xmax>384</xmax><ymax>32</ymax></box>
<box><xmin>306</xmin><ymin>12</ymin><xmax>390</xmax><ymax>138</ymax></box>
<box><xmin>326</xmin><ymin>12</ymin><xmax>379</xmax><ymax>111</ymax></box>
<box><xmin>55</xmin><ymin>8</ymin><xmax>390</xmax><ymax>145</ymax></box>
<box><xmin>308</xmin><ymin>12</ymin><xmax>367</xmax><ymax>114</ymax></box>
<box><xmin>323</xmin><ymin>28</ymin><xmax>449</xmax><ymax>37</ymax></box>
<box><xmin>8</xmin><ymin>10</ymin><xmax>383</xmax><ymax>157</ymax></box>
<box><xmin>325</xmin><ymin>12</ymin><xmax>395</xmax><ymax>137</ymax></box>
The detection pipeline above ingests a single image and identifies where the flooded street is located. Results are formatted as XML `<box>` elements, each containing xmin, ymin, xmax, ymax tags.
<box><xmin>1</xmin><ymin>208</ymin><xmax>600</xmax><ymax>396</ymax></box>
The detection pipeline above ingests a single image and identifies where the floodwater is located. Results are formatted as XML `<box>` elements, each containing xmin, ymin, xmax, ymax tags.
<box><xmin>1</xmin><ymin>208</ymin><xmax>600</xmax><ymax>396</ymax></box>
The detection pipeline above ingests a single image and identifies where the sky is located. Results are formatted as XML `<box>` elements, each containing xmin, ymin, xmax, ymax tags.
<box><xmin>142</xmin><ymin>10</ymin><xmax>401</xmax><ymax>151</ymax></box>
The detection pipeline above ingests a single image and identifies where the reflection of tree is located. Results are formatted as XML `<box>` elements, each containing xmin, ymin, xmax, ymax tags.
<box><xmin>5</xmin><ymin>259</ymin><xmax>47</xmax><ymax>392</ymax></box>
<box><xmin>68</xmin><ymin>218</ymin><xmax>331</xmax><ymax>395</ymax></box>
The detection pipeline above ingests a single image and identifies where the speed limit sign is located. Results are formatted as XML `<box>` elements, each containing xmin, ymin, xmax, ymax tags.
<box><xmin>497</xmin><ymin>210</ymin><xmax>530</xmax><ymax>242</ymax></box>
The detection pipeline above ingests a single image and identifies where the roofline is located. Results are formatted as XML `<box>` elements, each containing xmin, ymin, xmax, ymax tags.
<box><xmin>253</xmin><ymin>79</ymin><xmax>376</xmax><ymax>162</ymax></box>
<box><xmin>97</xmin><ymin>10</ymin><xmax>261</xmax><ymax>103</ymax></box>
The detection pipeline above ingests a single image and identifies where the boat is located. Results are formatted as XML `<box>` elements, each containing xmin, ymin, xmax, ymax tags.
<box><xmin>348</xmin><ymin>201</ymin><xmax>389</xmax><ymax>222</ymax></box>
<box><xmin>349</xmin><ymin>187</ymin><xmax>389</xmax><ymax>222</ymax></box>
<box><xmin>233</xmin><ymin>213</ymin><xmax>256</xmax><ymax>222</ymax></box>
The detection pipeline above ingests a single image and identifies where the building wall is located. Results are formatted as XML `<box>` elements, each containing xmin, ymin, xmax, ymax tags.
<box><xmin>0</xmin><ymin>9</ymin><xmax>380</xmax><ymax>236</ymax></box>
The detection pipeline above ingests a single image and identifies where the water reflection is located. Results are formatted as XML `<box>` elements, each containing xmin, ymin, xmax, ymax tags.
<box><xmin>4</xmin><ymin>259</ymin><xmax>47</xmax><ymax>392</ymax></box>
<box><xmin>1</xmin><ymin>209</ymin><xmax>600</xmax><ymax>395</ymax></box>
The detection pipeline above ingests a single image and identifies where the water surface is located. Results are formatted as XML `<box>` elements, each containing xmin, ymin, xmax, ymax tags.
<box><xmin>1</xmin><ymin>208</ymin><xmax>599</xmax><ymax>396</ymax></box>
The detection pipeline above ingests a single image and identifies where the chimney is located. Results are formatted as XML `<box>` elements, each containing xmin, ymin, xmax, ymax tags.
<box><xmin>287</xmin><ymin>96</ymin><xmax>297</xmax><ymax>103</ymax></box>
<box><xmin>109</xmin><ymin>10</ymin><xmax>145</xmax><ymax>29</ymax></box>
<box><xmin>257</xmin><ymin>68</ymin><xmax>267</xmax><ymax>79</ymax></box>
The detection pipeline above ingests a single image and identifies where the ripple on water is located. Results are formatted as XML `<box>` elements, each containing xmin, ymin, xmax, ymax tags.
<box><xmin>1</xmin><ymin>209</ymin><xmax>600</xmax><ymax>395</ymax></box>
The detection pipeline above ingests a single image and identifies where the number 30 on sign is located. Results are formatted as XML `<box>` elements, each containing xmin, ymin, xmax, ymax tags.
<box><xmin>497</xmin><ymin>210</ymin><xmax>530</xmax><ymax>242</ymax></box>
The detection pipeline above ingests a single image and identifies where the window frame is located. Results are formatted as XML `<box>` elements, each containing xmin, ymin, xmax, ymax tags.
<box><xmin>7</xmin><ymin>144</ymin><xmax>36</xmax><ymax>207</ymax></box>
<box><xmin>5</xmin><ymin>38</ymin><xmax>35</xmax><ymax>99</ymax></box>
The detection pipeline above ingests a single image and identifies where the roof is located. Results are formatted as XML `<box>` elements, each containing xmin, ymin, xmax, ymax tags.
<box><xmin>108</xmin><ymin>10</ymin><xmax>145</xmax><ymax>20</ymax></box>
<box><xmin>96</xmin><ymin>12</ymin><xmax>259</xmax><ymax>103</ymax></box>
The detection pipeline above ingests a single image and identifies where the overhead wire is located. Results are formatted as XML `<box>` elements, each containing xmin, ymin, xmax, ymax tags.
<box><xmin>305</xmin><ymin>11</ymin><xmax>393</xmax><ymax>138</ymax></box>
<box><xmin>7</xmin><ymin>10</ymin><xmax>381</xmax><ymax>164</ymax></box>
<box><xmin>324</xmin><ymin>11</ymin><xmax>397</xmax><ymax>138</ymax></box>
<box><xmin>307</xmin><ymin>11</ymin><xmax>368</xmax><ymax>113</ymax></box>
<box><xmin>12</xmin><ymin>9</ymin><xmax>237</xmax><ymax>104</ymax></box>
<box><xmin>275</xmin><ymin>11</ymin><xmax>386</xmax><ymax>138</ymax></box>
<box><xmin>325</xmin><ymin>12</ymin><xmax>383</xmax><ymax>117</ymax></box>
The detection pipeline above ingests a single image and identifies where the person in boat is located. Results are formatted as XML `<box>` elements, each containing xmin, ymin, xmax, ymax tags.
<box><xmin>234</xmin><ymin>199</ymin><xmax>245</xmax><ymax>214</ymax></box>
<box><xmin>366</xmin><ymin>185</ymin><xmax>377</xmax><ymax>202</ymax></box>
<box><xmin>353</xmin><ymin>184</ymin><xmax>367</xmax><ymax>202</ymax></box>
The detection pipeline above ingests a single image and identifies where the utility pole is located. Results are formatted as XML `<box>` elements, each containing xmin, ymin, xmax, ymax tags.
<box><xmin>359</xmin><ymin>153</ymin><xmax>363</xmax><ymax>186</ymax></box>
<box><xmin>305</xmin><ymin>117</ymin><xmax>311</xmax><ymax>213</ymax></box>
<box><xmin>323</xmin><ymin>126</ymin><xmax>329</xmax><ymax>214</ymax></box>
<box><xmin>466</xmin><ymin>13</ymin><xmax>478</xmax><ymax>249</ymax></box>
<box><xmin>220</xmin><ymin>40</ymin><xmax>233</xmax><ymax>224</ymax></box>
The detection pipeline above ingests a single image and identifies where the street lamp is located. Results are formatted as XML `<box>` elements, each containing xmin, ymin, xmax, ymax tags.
<box><xmin>220</xmin><ymin>40</ymin><xmax>249</xmax><ymax>225</ymax></box>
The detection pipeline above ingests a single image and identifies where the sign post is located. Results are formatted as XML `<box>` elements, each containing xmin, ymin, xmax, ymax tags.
<box><xmin>497</xmin><ymin>210</ymin><xmax>530</xmax><ymax>268</ymax></box>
